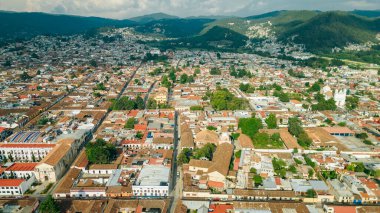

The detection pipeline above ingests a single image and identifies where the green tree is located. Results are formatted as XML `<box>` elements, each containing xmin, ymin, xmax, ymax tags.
<box><xmin>161</xmin><ymin>75</ymin><xmax>172</xmax><ymax>88</ymax></box>
<box><xmin>86</xmin><ymin>138</ymin><xmax>117</xmax><ymax>164</ymax></box>
<box><xmin>180</xmin><ymin>74</ymin><xmax>189</xmax><ymax>84</ymax></box>
<box><xmin>238</xmin><ymin>117</ymin><xmax>263</xmax><ymax>139</ymax></box>
<box><xmin>253</xmin><ymin>175</ymin><xmax>263</xmax><ymax>186</ymax></box>
<box><xmin>3</xmin><ymin>60</ymin><xmax>11</xmax><ymax>67</ymax></box>
<box><xmin>278</xmin><ymin>92</ymin><xmax>289</xmax><ymax>102</ymax></box>
<box><xmin>231</xmin><ymin>133</ymin><xmax>240</xmax><ymax>141</ymax></box>
<box><xmin>309</xmin><ymin>83</ymin><xmax>321</xmax><ymax>92</ymax></box>
<box><xmin>272</xmin><ymin>158</ymin><xmax>287</xmax><ymax>178</ymax></box>
<box><xmin>194</xmin><ymin>143</ymin><xmax>216</xmax><ymax>160</ymax></box>
<box><xmin>190</xmin><ymin>106</ymin><xmax>203</xmax><ymax>111</ymax></box>
<box><xmin>95</xmin><ymin>83</ymin><xmax>106</xmax><ymax>90</ymax></box>
<box><xmin>337</xmin><ymin>122</ymin><xmax>346</xmax><ymax>127</ymax></box>
<box><xmin>135</xmin><ymin>96</ymin><xmax>145</xmax><ymax>109</ymax></box>
<box><xmin>234</xmin><ymin>150</ymin><xmax>242</xmax><ymax>158</ymax></box>
<box><xmin>288</xmin><ymin>165</ymin><xmax>297</xmax><ymax>173</ymax></box>
<box><xmin>135</xmin><ymin>131</ymin><xmax>144</xmax><ymax>139</ymax></box>
<box><xmin>297</xmin><ymin>132</ymin><xmax>312</xmax><ymax>148</ymax></box>
<box><xmin>354</xmin><ymin>163</ymin><xmax>365</xmax><ymax>172</ymax></box>
<box><xmin>239</xmin><ymin>83</ymin><xmax>255</xmax><ymax>93</ymax></box>
<box><xmin>288</xmin><ymin>117</ymin><xmax>303</xmax><ymax>137</ymax></box>
<box><xmin>304</xmin><ymin>155</ymin><xmax>316</xmax><ymax>168</ymax></box>
<box><xmin>265</xmin><ymin>113</ymin><xmax>277</xmax><ymax>129</ymax></box>
<box><xmin>308</xmin><ymin>168</ymin><xmax>315</xmax><ymax>178</ymax></box>
<box><xmin>294</xmin><ymin>158</ymin><xmax>303</xmax><ymax>164</ymax></box>
<box><xmin>124</xmin><ymin>118</ymin><xmax>135</xmax><ymax>129</ymax></box>
<box><xmin>206</xmin><ymin>126</ymin><xmax>217</xmax><ymax>131</ymax></box>
<box><xmin>169</xmin><ymin>70</ymin><xmax>176</xmax><ymax>82</ymax></box>
<box><xmin>306</xmin><ymin>189</ymin><xmax>316</xmax><ymax>198</ymax></box>
<box><xmin>210</xmin><ymin>88</ymin><xmax>247</xmax><ymax>110</ymax></box>
<box><xmin>178</xmin><ymin>148</ymin><xmax>193</xmax><ymax>165</ymax></box>
<box><xmin>355</xmin><ymin>133</ymin><xmax>368</xmax><ymax>139</ymax></box>
<box><xmin>20</xmin><ymin>72</ymin><xmax>32</xmax><ymax>81</ymax></box>
<box><xmin>89</xmin><ymin>59</ymin><xmax>98</xmax><ymax>67</ymax></box>
<box><xmin>39</xmin><ymin>195</ymin><xmax>60</xmax><ymax>213</ymax></box>
<box><xmin>345</xmin><ymin>96</ymin><xmax>359</xmax><ymax>111</ymax></box>
<box><xmin>147</xmin><ymin>98</ymin><xmax>157</xmax><ymax>109</ymax></box>
<box><xmin>210</xmin><ymin>67</ymin><xmax>221</xmax><ymax>75</ymax></box>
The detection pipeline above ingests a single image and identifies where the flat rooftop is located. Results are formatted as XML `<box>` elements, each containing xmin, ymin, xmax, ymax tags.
<box><xmin>135</xmin><ymin>165</ymin><xmax>169</xmax><ymax>187</ymax></box>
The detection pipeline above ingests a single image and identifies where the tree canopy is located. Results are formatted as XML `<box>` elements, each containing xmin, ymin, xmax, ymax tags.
<box><xmin>265</xmin><ymin>113</ymin><xmax>278</xmax><ymax>129</ymax></box>
<box><xmin>86</xmin><ymin>138</ymin><xmax>117</xmax><ymax>164</ymax></box>
<box><xmin>210</xmin><ymin>88</ymin><xmax>248</xmax><ymax>110</ymax></box>
<box><xmin>238</xmin><ymin>117</ymin><xmax>263</xmax><ymax>139</ymax></box>
<box><xmin>112</xmin><ymin>96</ymin><xmax>145</xmax><ymax>110</ymax></box>
<box><xmin>346</xmin><ymin>95</ymin><xmax>359</xmax><ymax>111</ymax></box>
<box><xmin>210</xmin><ymin>67</ymin><xmax>221</xmax><ymax>75</ymax></box>
<box><xmin>124</xmin><ymin>117</ymin><xmax>135</xmax><ymax>129</ymax></box>
<box><xmin>39</xmin><ymin>195</ymin><xmax>59</xmax><ymax>213</ymax></box>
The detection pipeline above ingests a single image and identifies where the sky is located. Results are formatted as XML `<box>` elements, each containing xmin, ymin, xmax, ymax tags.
<box><xmin>0</xmin><ymin>0</ymin><xmax>379</xmax><ymax>19</ymax></box>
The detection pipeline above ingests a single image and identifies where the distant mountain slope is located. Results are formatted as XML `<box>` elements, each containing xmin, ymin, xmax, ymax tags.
<box><xmin>160</xmin><ymin>26</ymin><xmax>248</xmax><ymax>50</ymax></box>
<box><xmin>129</xmin><ymin>13</ymin><xmax>178</xmax><ymax>23</ymax></box>
<box><xmin>278</xmin><ymin>12</ymin><xmax>380</xmax><ymax>52</ymax></box>
<box><xmin>133</xmin><ymin>18</ymin><xmax>214</xmax><ymax>38</ymax></box>
<box><xmin>0</xmin><ymin>11</ymin><xmax>135</xmax><ymax>41</ymax></box>
<box><xmin>350</xmin><ymin>10</ymin><xmax>380</xmax><ymax>18</ymax></box>
<box><xmin>187</xmin><ymin>15</ymin><xmax>235</xmax><ymax>20</ymax></box>
<box><xmin>247</xmin><ymin>10</ymin><xmax>320</xmax><ymax>24</ymax></box>
<box><xmin>201</xmin><ymin>10</ymin><xmax>320</xmax><ymax>36</ymax></box>
<box><xmin>246</xmin><ymin>11</ymin><xmax>282</xmax><ymax>20</ymax></box>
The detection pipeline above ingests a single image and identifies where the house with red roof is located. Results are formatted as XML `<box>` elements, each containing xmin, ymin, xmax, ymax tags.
<box><xmin>209</xmin><ymin>204</ymin><xmax>233</xmax><ymax>213</ymax></box>
<box><xmin>5</xmin><ymin>163</ymin><xmax>38</xmax><ymax>180</ymax></box>
<box><xmin>0</xmin><ymin>178</ymin><xmax>34</xmax><ymax>196</ymax></box>
<box><xmin>0</xmin><ymin>127</ymin><xmax>9</xmax><ymax>141</ymax></box>
<box><xmin>324</xmin><ymin>205</ymin><xmax>356</xmax><ymax>213</ymax></box>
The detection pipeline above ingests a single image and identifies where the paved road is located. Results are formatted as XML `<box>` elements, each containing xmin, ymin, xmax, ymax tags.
<box><xmin>143</xmin><ymin>80</ymin><xmax>157</xmax><ymax>109</ymax></box>
<box><xmin>169</xmin><ymin>166</ymin><xmax>183</xmax><ymax>213</ymax></box>
<box><xmin>169</xmin><ymin>111</ymin><xmax>180</xmax><ymax>213</ymax></box>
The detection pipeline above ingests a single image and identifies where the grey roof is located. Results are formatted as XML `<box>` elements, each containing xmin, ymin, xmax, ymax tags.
<box><xmin>182</xmin><ymin>200</ymin><xmax>210</xmax><ymax>210</ymax></box>
<box><xmin>309</xmin><ymin>180</ymin><xmax>329</xmax><ymax>191</ymax></box>
<box><xmin>197</xmin><ymin>205</ymin><xmax>209</xmax><ymax>213</ymax></box>
<box><xmin>135</xmin><ymin>165</ymin><xmax>170</xmax><ymax>186</ymax></box>
<box><xmin>106</xmin><ymin>169</ymin><xmax>122</xmax><ymax>187</ymax></box>
<box><xmin>290</xmin><ymin>179</ymin><xmax>312</xmax><ymax>193</ymax></box>
<box><xmin>263</xmin><ymin>177</ymin><xmax>277</xmax><ymax>189</ymax></box>
<box><xmin>148</xmin><ymin>121</ymin><xmax>161</xmax><ymax>129</ymax></box>
<box><xmin>306</xmin><ymin>205</ymin><xmax>319</xmax><ymax>213</ymax></box>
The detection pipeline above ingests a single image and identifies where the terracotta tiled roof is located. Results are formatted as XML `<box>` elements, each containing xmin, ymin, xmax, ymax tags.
<box><xmin>237</xmin><ymin>134</ymin><xmax>254</xmax><ymax>149</ymax></box>
<box><xmin>0</xmin><ymin>179</ymin><xmax>24</xmax><ymax>186</ymax></box>
<box><xmin>6</xmin><ymin>163</ymin><xmax>38</xmax><ymax>171</ymax></box>
<box><xmin>189</xmin><ymin>159</ymin><xmax>213</xmax><ymax>169</ymax></box>
<box><xmin>39</xmin><ymin>139</ymin><xmax>75</xmax><ymax>166</ymax></box>
<box><xmin>208</xmin><ymin>143</ymin><xmax>233</xmax><ymax>176</ymax></box>
<box><xmin>195</xmin><ymin>129</ymin><xmax>219</xmax><ymax>144</ymax></box>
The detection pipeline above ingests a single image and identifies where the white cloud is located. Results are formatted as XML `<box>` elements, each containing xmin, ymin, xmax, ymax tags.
<box><xmin>0</xmin><ymin>0</ymin><xmax>378</xmax><ymax>19</ymax></box>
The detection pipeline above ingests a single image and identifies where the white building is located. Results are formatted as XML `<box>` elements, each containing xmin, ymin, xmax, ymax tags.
<box><xmin>4</xmin><ymin>163</ymin><xmax>38</xmax><ymax>181</ymax></box>
<box><xmin>132</xmin><ymin>165</ymin><xmax>170</xmax><ymax>197</ymax></box>
<box><xmin>0</xmin><ymin>144</ymin><xmax>55</xmax><ymax>162</ymax></box>
<box><xmin>0</xmin><ymin>178</ymin><xmax>34</xmax><ymax>196</ymax></box>
<box><xmin>334</xmin><ymin>89</ymin><xmax>347</xmax><ymax>108</ymax></box>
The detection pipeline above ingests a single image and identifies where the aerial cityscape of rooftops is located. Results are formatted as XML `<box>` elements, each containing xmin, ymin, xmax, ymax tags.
<box><xmin>0</xmin><ymin>0</ymin><xmax>379</xmax><ymax>212</ymax></box>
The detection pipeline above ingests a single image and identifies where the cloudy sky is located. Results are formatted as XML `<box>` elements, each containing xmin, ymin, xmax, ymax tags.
<box><xmin>0</xmin><ymin>0</ymin><xmax>379</xmax><ymax>19</ymax></box>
